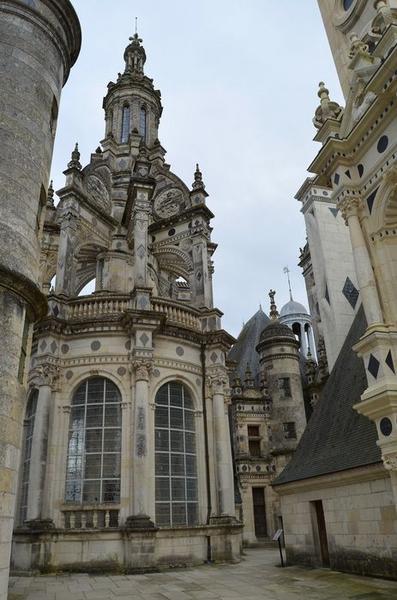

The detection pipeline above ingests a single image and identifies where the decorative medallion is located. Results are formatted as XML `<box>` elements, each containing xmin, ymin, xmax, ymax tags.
<box><xmin>153</xmin><ymin>188</ymin><xmax>184</xmax><ymax>218</ymax></box>
<box><xmin>117</xmin><ymin>367</ymin><xmax>126</xmax><ymax>376</ymax></box>
<box><xmin>176</xmin><ymin>346</ymin><xmax>184</xmax><ymax>357</ymax></box>
<box><xmin>91</xmin><ymin>340</ymin><xmax>101</xmax><ymax>351</ymax></box>
<box><xmin>380</xmin><ymin>417</ymin><xmax>392</xmax><ymax>437</ymax></box>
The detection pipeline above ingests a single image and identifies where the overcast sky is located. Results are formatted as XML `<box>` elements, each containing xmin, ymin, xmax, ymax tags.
<box><xmin>52</xmin><ymin>0</ymin><xmax>344</xmax><ymax>338</ymax></box>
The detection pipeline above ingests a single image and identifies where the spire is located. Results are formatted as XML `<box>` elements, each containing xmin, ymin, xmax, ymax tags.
<box><xmin>124</xmin><ymin>21</ymin><xmax>146</xmax><ymax>75</ymax></box>
<box><xmin>313</xmin><ymin>82</ymin><xmax>343</xmax><ymax>129</ymax></box>
<box><xmin>268</xmin><ymin>289</ymin><xmax>279</xmax><ymax>320</ymax></box>
<box><xmin>47</xmin><ymin>180</ymin><xmax>54</xmax><ymax>206</ymax></box>
<box><xmin>283</xmin><ymin>266</ymin><xmax>293</xmax><ymax>301</ymax></box>
<box><xmin>192</xmin><ymin>163</ymin><xmax>206</xmax><ymax>191</ymax></box>
<box><xmin>67</xmin><ymin>143</ymin><xmax>81</xmax><ymax>170</ymax></box>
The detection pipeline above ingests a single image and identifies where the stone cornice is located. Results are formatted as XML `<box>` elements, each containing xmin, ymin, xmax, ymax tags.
<box><xmin>0</xmin><ymin>264</ymin><xmax>48</xmax><ymax>321</ymax></box>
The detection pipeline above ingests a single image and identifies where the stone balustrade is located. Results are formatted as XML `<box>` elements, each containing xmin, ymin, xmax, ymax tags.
<box><xmin>62</xmin><ymin>507</ymin><xmax>119</xmax><ymax>530</ymax></box>
<box><xmin>47</xmin><ymin>293</ymin><xmax>203</xmax><ymax>332</ymax></box>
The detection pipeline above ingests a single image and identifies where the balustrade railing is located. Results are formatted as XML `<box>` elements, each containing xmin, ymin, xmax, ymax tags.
<box><xmin>62</xmin><ymin>508</ymin><xmax>119</xmax><ymax>530</ymax></box>
<box><xmin>151</xmin><ymin>298</ymin><xmax>202</xmax><ymax>331</ymax></box>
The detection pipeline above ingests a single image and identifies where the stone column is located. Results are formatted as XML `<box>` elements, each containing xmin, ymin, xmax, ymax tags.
<box><xmin>127</xmin><ymin>361</ymin><xmax>155</xmax><ymax>528</ymax></box>
<box><xmin>55</xmin><ymin>202</ymin><xmax>79</xmax><ymax>297</ymax></box>
<box><xmin>210</xmin><ymin>372</ymin><xmax>235</xmax><ymax>516</ymax></box>
<box><xmin>26</xmin><ymin>365</ymin><xmax>58</xmax><ymax>524</ymax></box>
<box><xmin>339</xmin><ymin>196</ymin><xmax>383</xmax><ymax>325</ymax></box>
<box><xmin>192</xmin><ymin>234</ymin><xmax>212</xmax><ymax>309</ymax></box>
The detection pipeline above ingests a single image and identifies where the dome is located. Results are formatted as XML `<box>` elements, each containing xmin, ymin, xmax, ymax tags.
<box><xmin>280</xmin><ymin>299</ymin><xmax>308</xmax><ymax>317</ymax></box>
<box><xmin>258</xmin><ymin>320</ymin><xmax>297</xmax><ymax>345</ymax></box>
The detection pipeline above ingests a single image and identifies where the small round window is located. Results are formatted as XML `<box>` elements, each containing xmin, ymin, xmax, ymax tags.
<box><xmin>343</xmin><ymin>0</ymin><xmax>354</xmax><ymax>10</ymax></box>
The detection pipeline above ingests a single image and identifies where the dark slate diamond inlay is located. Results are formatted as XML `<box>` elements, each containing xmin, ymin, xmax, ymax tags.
<box><xmin>366</xmin><ymin>188</ymin><xmax>378</xmax><ymax>215</ymax></box>
<box><xmin>345</xmin><ymin>169</ymin><xmax>351</xmax><ymax>179</ymax></box>
<box><xmin>342</xmin><ymin>277</ymin><xmax>359</xmax><ymax>308</ymax></box>
<box><xmin>325</xmin><ymin>285</ymin><xmax>330</xmax><ymax>304</ymax></box>
<box><xmin>329</xmin><ymin>207</ymin><xmax>339</xmax><ymax>218</ymax></box>
<box><xmin>368</xmin><ymin>354</ymin><xmax>380</xmax><ymax>379</ymax></box>
<box><xmin>380</xmin><ymin>417</ymin><xmax>392</xmax><ymax>437</ymax></box>
<box><xmin>334</xmin><ymin>172</ymin><xmax>340</xmax><ymax>185</ymax></box>
<box><xmin>386</xmin><ymin>350</ymin><xmax>395</xmax><ymax>374</ymax></box>
<box><xmin>357</xmin><ymin>163</ymin><xmax>364</xmax><ymax>178</ymax></box>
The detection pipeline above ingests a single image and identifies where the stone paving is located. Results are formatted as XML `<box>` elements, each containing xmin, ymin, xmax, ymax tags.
<box><xmin>8</xmin><ymin>548</ymin><xmax>397</xmax><ymax>600</ymax></box>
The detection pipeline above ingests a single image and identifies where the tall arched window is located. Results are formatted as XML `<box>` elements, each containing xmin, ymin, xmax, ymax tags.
<box><xmin>65</xmin><ymin>377</ymin><xmax>122</xmax><ymax>504</ymax></box>
<box><xmin>155</xmin><ymin>382</ymin><xmax>198</xmax><ymax>526</ymax></box>
<box><xmin>139</xmin><ymin>106</ymin><xmax>147</xmax><ymax>141</ymax></box>
<box><xmin>121</xmin><ymin>105</ymin><xmax>130</xmax><ymax>143</ymax></box>
<box><xmin>19</xmin><ymin>390</ymin><xmax>38</xmax><ymax>524</ymax></box>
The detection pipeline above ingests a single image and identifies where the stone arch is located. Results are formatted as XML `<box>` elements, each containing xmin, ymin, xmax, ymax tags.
<box><xmin>370</xmin><ymin>165</ymin><xmax>397</xmax><ymax>233</ymax></box>
<box><xmin>152</xmin><ymin>374</ymin><xmax>201</xmax><ymax>412</ymax></box>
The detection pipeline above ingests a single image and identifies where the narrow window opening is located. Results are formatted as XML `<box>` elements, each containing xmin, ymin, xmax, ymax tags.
<box><xmin>19</xmin><ymin>390</ymin><xmax>38</xmax><ymax>524</ymax></box>
<box><xmin>139</xmin><ymin>106</ymin><xmax>147</xmax><ymax>142</ymax></box>
<box><xmin>121</xmin><ymin>105</ymin><xmax>130</xmax><ymax>143</ymax></box>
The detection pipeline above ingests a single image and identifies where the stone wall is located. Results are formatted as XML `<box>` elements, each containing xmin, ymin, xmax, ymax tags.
<box><xmin>277</xmin><ymin>465</ymin><xmax>397</xmax><ymax>578</ymax></box>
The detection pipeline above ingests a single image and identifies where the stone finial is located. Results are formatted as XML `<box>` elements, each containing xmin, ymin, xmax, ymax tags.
<box><xmin>268</xmin><ymin>289</ymin><xmax>279</xmax><ymax>320</ymax></box>
<box><xmin>313</xmin><ymin>82</ymin><xmax>343</xmax><ymax>129</ymax></box>
<box><xmin>192</xmin><ymin>163</ymin><xmax>206</xmax><ymax>191</ymax></box>
<box><xmin>67</xmin><ymin>142</ymin><xmax>82</xmax><ymax>170</ymax></box>
<box><xmin>47</xmin><ymin>180</ymin><xmax>54</xmax><ymax>206</ymax></box>
<box><xmin>372</xmin><ymin>1</ymin><xmax>394</xmax><ymax>34</ymax></box>
<box><xmin>124</xmin><ymin>30</ymin><xmax>146</xmax><ymax>75</ymax></box>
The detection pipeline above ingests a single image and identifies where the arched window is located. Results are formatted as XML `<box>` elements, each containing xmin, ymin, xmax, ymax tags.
<box><xmin>121</xmin><ymin>105</ymin><xmax>130</xmax><ymax>143</ymax></box>
<box><xmin>65</xmin><ymin>377</ymin><xmax>122</xmax><ymax>504</ymax></box>
<box><xmin>139</xmin><ymin>106</ymin><xmax>147</xmax><ymax>141</ymax></box>
<box><xmin>155</xmin><ymin>382</ymin><xmax>198</xmax><ymax>526</ymax></box>
<box><xmin>19</xmin><ymin>390</ymin><xmax>38</xmax><ymax>524</ymax></box>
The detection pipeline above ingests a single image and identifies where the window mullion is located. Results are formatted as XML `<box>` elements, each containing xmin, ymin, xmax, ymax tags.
<box><xmin>81</xmin><ymin>380</ymin><xmax>88</xmax><ymax>504</ymax></box>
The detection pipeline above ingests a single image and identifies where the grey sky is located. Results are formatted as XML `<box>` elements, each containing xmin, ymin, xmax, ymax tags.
<box><xmin>52</xmin><ymin>0</ymin><xmax>343</xmax><ymax>338</ymax></box>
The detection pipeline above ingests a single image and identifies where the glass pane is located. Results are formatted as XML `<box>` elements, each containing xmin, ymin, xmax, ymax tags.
<box><xmin>155</xmin><ymin>429</ymin><xmax>169</xmax><ymax>451</ymax></box>
<box><xmin>155</xmin><ymin>477</ymin><xmax>170</xmax><ymax>501</ymax></box>
<box><xmin>187</xmin><ymin>478</ymin><xmax>197</xmax><ymax>501</ymax></box>
<box><xmin>186</xmin><ymin>454</ymin><xmax>197</xmax><ymax>476</ymax></box>
<box><xmin>83</xmin><ymin>480</ymin><xmax>100</xmax><ymax>503</ymax></box>
<box><xmin>70</xmin><ymin>406</ymin><xmax>85</xmax><ymax>429</ymax></box>
<box><xmin>185</xmin><ymin>432</ymin><xmax>195</xmax><ymax>453</ymax></box>
<box><xmin>102</xmin><ymin>480</ymin><xmax>120</xmax><ymax>503</ymax></box>
<box><xmin>155</xmin><ymin>406</ymin><xmax>169</xmax><ymax>428</ymax></box>
<box><xmin>66</xmin><ymin>455</ymin><xmax>82</xmax><ymax>480</ymax></box>
<box><xmin>156</xmin><ymin>385</ymin><xmax>168</xmax><ymax>405</ymax></box>
<box><xmin>172</xmin><ymin>503</ymin><xmax>186</xmax><ymax>525</ymax></box>
<box><xmin>171</xmin><ymin>454</ymin><xmax>185</xmax><ymax>476</ymax></box>
<box><xmin>68</xmin><ymin>428</ymin><xmax>84</xmax><ymax>456</ymax></box>
<box><xmin>85</xmin><ymin>429</ymin><xmax>102</xmax><ymax>453</ymax></box>
<box><xmin>86</xmin><ymin>404</ymin><xmax>103</xmax><ymax>428</ymax></box>
<box><xmin>156</xmin><ymin>503</ymin><xmax>170</xmax><ymax>526</ymax></box>
<box><xmin>104</xmin><ymin>404</ymin><xmax>121</xmax><ymax>427</ymax></box>
<box><xmin>184</xmin><ymin>390</ymin><xmax>193</xmax><ymax>410</ymax></box>
<box><xmin>87</xmin><ymin>378</ymin><xmax>104</xmax><ymax>404</ymax></box>
<box><xmin>171</xmin><ymin>430</ymin><xmax>184</xmax><ymax>452</ymax></box>
<box><xmin>169</xmin><ymin>383</ymin><xmax>183</xmax><ymax>407</ymax></box>
<box><xmin>72</xmin><ymin>383</ymin><xmax>86</xmax><ymax>405</ymax></box>
<box><xmin>65</xmin><ymin>480</ymin><xmax>81</xmax><ymax>503</ymax></box>
<box><xmin>104</xmin><ymin>429</ymin><xmax>121</xmax><ymax>452</ymax></box>
<box><xmin>102</xmin><ymin>454</ymin><xmax>120</xmax><ymax>478</ymax></box>
<box><xmin>171</xmin><ymin>478</ymin><xmax>185</xmax><ymax>501</ymax></box>
<box><xmin>184</xmin><ymin>411</ymin><xmax>194</xmax><ymax>431</ymax></box>
<box><xmin>187</xmin><ymin>503</ymin><xmax>198</xmax><ymax>526</ymax></box>
<box><xmin>156</xmin><ymin>452</ymin><xmax>169</xmax><ymax>476</ymax></box>
<box><xmin>85</xmin><ymin>454</ymin><xmax>101</xmax><ymax>479</ymax></box>
<box><xmin>170</xmin><ymin>408</ymin><xmax>183</xmax><ymax>429</ymax></box>
<box><xmin>105</xmin><ymin>380</ymin><xmax>120</xmax><ymax>403</ymax></box>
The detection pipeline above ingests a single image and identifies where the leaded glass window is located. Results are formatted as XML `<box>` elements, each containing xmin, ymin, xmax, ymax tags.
<box><xmin>19</xmin><ymin>390</ymin><xmax>38</xmax><ymax>524</ymax></box>
<box><xmin>65</xmin><ymin>377</ymin><xmax>121</xmax><ymax>504</ymax></box>
<box><xmin>139</xmin><ymin>106</ymin><xmax>147</xmax><ymax>141</ymax></box>
<box><xmin>155</xmin><ymin>382</ymin><xmax>198</xmax><ymax>527</ymax></box>
<box><xmin>121</xmin><ymin>105</ymin><xmax>130</xmax><ymax>143</ymax></box>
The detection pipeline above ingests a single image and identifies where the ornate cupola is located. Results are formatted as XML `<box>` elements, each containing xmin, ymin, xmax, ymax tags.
<box><xmin>102</xmin><ymin>29</ymin><xmax>163</xmax><ymax>153</ymax></box>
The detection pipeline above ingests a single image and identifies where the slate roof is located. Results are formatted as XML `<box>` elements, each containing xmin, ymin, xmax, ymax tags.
<box><xmin>228</xmin><ymin>308</ymin><xmax>270</xmax><ymax>384</ymax></box>
<box><xmin>274</xmin><ymin>305</ymin><xmax>381</xmax><ymax>486</ymax></box>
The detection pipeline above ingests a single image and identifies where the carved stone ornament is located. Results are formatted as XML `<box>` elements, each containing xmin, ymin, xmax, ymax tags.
<box><xmin>153</xmin><ymin>188</ymin><xmax>184</xmax><ymax>218</ymax></box>
<box><xmin>86</xmin><ymin>175</ymin><xmax>111</xmax><ymax>213</ymax></box>
<box><xmin>29</xmin><ymin>363</ymin><xmax>60</xmax><ymax>388</ymax></box>
<box><xmin>132</xmin><ymin>360</ymin><xmax>153</xmax><ymax>382</ymax></box>
<box><xmin>208</xmin><ymin>368</ymin><xmax>229</xmax><ymax>395</ymax></box>
<box><xmin>338</xmin><ymin>195</ymin><xmax>362</xmax><ymax>223</ymax></box>
<box><xmin>382</xmin><ymin>453</ymin><xmax>397</xmax><ymax>471</ymax></box>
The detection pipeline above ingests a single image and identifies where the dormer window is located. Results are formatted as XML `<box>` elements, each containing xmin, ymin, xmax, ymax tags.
<box><xmin>139</xmin><ymin>106</ymin><xmax>147</xmax><ymax>141</ymax></box>
<box><xmin>121</xmin><ymin>105</ymin><xmax>130</xmax><ymax>143</ymax></box>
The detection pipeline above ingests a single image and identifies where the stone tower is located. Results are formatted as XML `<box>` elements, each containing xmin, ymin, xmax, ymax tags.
<box><xmin>0</xmin><ymin>1</ymin><xmax>81</xmax><ymax>597</ymax></box>
<box><xmin>256</xmin><ymin>292</ymin><xmax>307</xmax><ymax>474</ymax></box>
<box><xmin>11</xmin><ymin>32</ymin><xmax>242</xmax><ymax>573</ymax></box>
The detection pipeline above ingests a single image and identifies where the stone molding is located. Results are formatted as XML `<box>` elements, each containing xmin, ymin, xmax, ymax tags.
<box><xmin>0</xmin><ymin>264</ymin><xmax>48</xmax><ymax>320</ymax></box>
